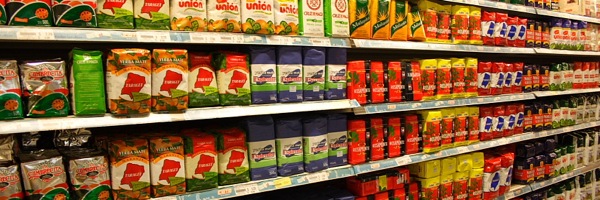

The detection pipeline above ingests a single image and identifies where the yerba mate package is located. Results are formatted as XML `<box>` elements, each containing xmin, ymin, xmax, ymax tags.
<box><xmin>249</xmin><ymin>46</ymin><xmax>277</xmax><ymax>104</ymax></box>
<box><xmin>63</xmin><ymin>149</ymin><xmax>111</xmax><ymax>200</ymax></box>
<box><xmin>188</xmin><ymin>52</ymin><xmax>219</xmax><ymax>107</ymax></box>
<box><xmin>181</xmin><ymin>129</ymin><xmax>217</xmax><ymax>192</ymax></box>
<box><xmin>109</xmin><ymin>138</ymin><xmax>151</xmax><ymax>199</ymax></box>
<box><xmin>213</xmin><ymin>51</ymin><xmax>251</xmax><ymax>106</ymax></box>
<box><xmin>275</xmin><ymin>116</ymin><xmax>304</xmax><ymax>176</ymax></box>
<box><xmin>213</xmin><ymin>127</ymin><xmax>250</xmax><ymax>185</ymax></box>
<box><xmin>245</xmin><ymin>115</ymin><xmax>277</xmax><ymax>181</ymax></box>
<box><xmin>149</xmin><ymin>136</ymin><xmax>185</xmax><ymax>197</ymax></box>
<box><xmin>106</xmin><ymin>49</ymin><xmax>152</xmax><ymax>117</ymax></box>
<box><xmin>70</xmin><ymin>49</ymin><xmax>106</xmax><ymax>116</ymax></box>
<box><xmin>303</xmin><ymin>115</ymin><xmax>328</xmax><ymax>172</ymax></box>
<box><xmin>20</xmin><ymin>60</ymin><xmax>70</xmax><ymax>118</ymax></box>
<box><xmin>0</xmin><ymin>60</ymin><xmax>23</xmax><ymax>120</ymax></box>
<box><xmin>20</xmin><ymin>150</ymin><xmax>69</xmax><ymax>200</ymax></box>
<box><xmin>303</xmin><ymin>47</ymin><xmax>326</xmax><ymax>101</ymax></box>
<box><xmin>277</xmin><ymin>46</ymin><xmax>303</xmax><ymax>102</ymax></box>
<box><xmin>151</xmin><ymin>49</ymin><xmax>189</xmax><ymax>113</ymax></box>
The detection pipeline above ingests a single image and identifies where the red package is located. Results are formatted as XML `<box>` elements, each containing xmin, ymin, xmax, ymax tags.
<box><xmin>505</xmin><ymin>104</ymin><xmax>517</xmax><ymax>137</ymax></box>
<box><xmin>407</xmin><ymin>183</ymin><xmax>419</xmax><ymax>200</ymax></box>
<box><xmin>389</xmin><ymin>168</ymin><xmax>410</xmax><ymax>190</ymax></box>
<box><xmin>347</xmin><ymin>61</ymin><xmax>368</xmax><ymax>104</ymax></box>
<box><xmin>479</xmin><ymin>106</ymin><xmax>494</xmax><ymax>141</ymax></box>
<box><xmin>348</xmin><ymin>119</ymin><xmax>367</xmax><ymax>165</ymax></box>
<box><xmin>494</xmin><ymin>13</ymin><xmax>508</xmax><ymax>46</ymax></box>
<box><xmin>346</xmin><ymin>175</ymin><xmax>379</xmax><ymax>196</ymax></box>
<box><xmin>483</xmin><ymin>156</ymin><xmax>502</xmax><ymax>200</ymax></box>
<box><xmin>438</xmin><ymin>9</ymin><xmax>451</xmax><ymax>41</ymax></box>
<box><xmin>454</xmin><ymin>110</ymin><xmax>469</xmax><ymax>146</ymax></box>
<box><xmin>478</xmin><ymin>62</ymin><xmax>492</xmax><ymax>96</ymax></box>
<box><xmin>593</xmin><ymin>62</ymin><xmax>599</xmax><ymax>87</ymax></box>
<box><xmin>574</xmin><ymin>62</ymin><xmax>583</xmax><ymax>89</ymax></box>
<box><xmin>582</xmin><ymin>62</ymin><xmax>590</xmax><ymax>88</ymax></box>
<box><xmin>503</xmin><ymin>63</ymin><xmax>513</xmax><ymax>94</ymax></box>
<box><xmin>386</xmin><ymin>117</ymin><xmax>403</xmax><ymax>158</ymax></box>
<box><xmin>516</xmin><ymin>18</ymin><xmax>527</xmax><ymax>47</ymax></box>
<box><xmin>421</xmin><ymin>7</ymin><xmax>438</xmax><ymax>40</ymax></box>
<box><xmin>506</xmin><ymin>17</ymin><xmax>518</xmax><ymax>47</ymax></box>
<box><xmin>387</xmin><ymin>61</ymin><xmax>403</xmax><ymax>102</ymax></box>
<box><xmin>514</xmin><ymin>103</ymin><xmax>525</xmax><ymax>134</ymax></box>
<box><xmin>492</xmin><ymin>105</ymin><xmax>506</xmax><ymax>139</ymax></box>
<box><xmin>369</xmin><ymin>117</ymin><xmax>386</xmax><ymax>161</ymax></box>
<box><xmin>491</xmin><ymin>62</ymin><xmax>505</xmax><ymax>95</ymax></box>
<box><xmin>403</xmin><ymin>115</ymin><xmax>421</xmax><ymax>155</ymax></box>
<box><xmin>368</xmin><ymin>61</ymin><xmax>385</xmax><ymax>104</ymax></box>
<box><xmin>498</xmin><ymin>152</ymin><xmax>515</xmax><ymax>195</ymax></box>
<box><xmin>512</xmin><ymin>62</ymin><xmax>524</xmax><ymax>93</ymax></box>
<box><xmin>482</xmin><ymin>11</ymin><xmax>496</xmax><ymax>46</ymax></box>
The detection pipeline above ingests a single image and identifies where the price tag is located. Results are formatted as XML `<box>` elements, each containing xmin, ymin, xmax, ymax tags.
<box><xmin>496</xmin><ymin>2</ymin><xmax>508</xmax><ymax>9</ymax></box>
<box><xmin>477</xmin><ymin>98</ymin><xmax>484</xmax><ymax>103</ymax></box>
<box><xmin>244</xmin><ymin>35</ymin><xmax>263</xmax><ymax>43</ymax></box>
<box><xmin>370</xmin><ymin>163</ymin><xmax>381</xmax><ymax>169</ymax></box>
<box><xmin>38</xmin><ymin>29</ymin><xmax>55</xmax><ymax>40</ymax></box>
<box><xmin>137</xmin><ymin>31</ymin><xmax>171</xmax><ymax>42</ymax></box>
<box><xmin>395</xmin><ymin>156</ymin><xmax>412</xmax><ymax>166</ymax></box>
<box><xmin>17</xmin><ymin>29</ymin><xmax>40</xmax><ymax>40</ymax></box>
<box><xmin>387</xmin><ymin>104</ymin><xmax>397</xmax><ymax>110</ymax></box>
<box><xmin>411</xmin><ymin>103</ymin><xmax>422</xmax><ymax>108</ymax></box>
<box><xmin>309</xmin><ymin>38</ymin><xmax>331</xmax><ymax>46</ymax></box>
<box><xmin>234</xmin><ymin>183</ymin><xmax>259</xmax><ymax>196</ymax></box>
<box><xmin>189</xmin><ymin>33</ymin><xmax>208</xmax><ymax>43</ymax></box>
<box><xmin>274</xmin><ymin>177</ymin><xmax>292</xmax><ymax>189</ymax></box>
<box><xmin>456</xmin><ymin>146</ymin><xmax>470</xmax><ymax>154</ymax></box>
<box><xmin>448</xmin><ymin>100</ymin><xmax>456</xmax><ymax>105</ymax></box>
<box><xmin>217</xmin><ymin>188</ymin><xmax>233</xmax><ymax>196</ymax></box>
<box><xmin>306</xmin><ymin>171</ymin><xmax>328</xmax><ymax>183</ymax></box>
<box><xmin>267</xmin><ymin>35</ymin><xmax>288</xmax><ymax>44</ymax></box>
<box><xmin>152</xmin><ymin>196</ymin><xmax>178</xmax><ymax>200</ymax></box>
<box><xmin>463</xmin><ymin>0</ymin><xmax>478</xmax><ymax>4</ymax></box>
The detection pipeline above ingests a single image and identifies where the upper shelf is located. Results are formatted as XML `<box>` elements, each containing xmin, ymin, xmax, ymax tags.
<box><xmin>351</xmin><ymin>39</ymin><xmax>537</xmax><ymax>54</ymax></box>
<box><xmin>0</xmin><ymin>99</ymin><xmax>360</xmax><ymax>135</ymax></box>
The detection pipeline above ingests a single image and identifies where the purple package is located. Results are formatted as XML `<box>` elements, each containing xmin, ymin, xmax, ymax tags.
<box><xmin>250</xmin><ymin>46</ymin><xmax>278</xmax><ymax>104</ymax></box>
<box><xmin>303</xmin><ymin>47</ymin><xmax>326</xmax><ymax>101</ymax></box>
<box><xmin>277</xmin><ymin>46</ymin><xmax>303</xmax><ymax>102</ymax></box>
<box><xmin>245</xmin><ymin>115</ymin><xmax>277</xmax><ymax>180</ymax></box>
<box><xmin>303</xmin><ymin>115</ymin><xmax>329</xmax><ymax>172</ymax></box>
<box><xmin>327</xmin><ymin>113</ymin><xmax>347</xmax><ymax>167</ymax></box>
<box><xmin>325</xmin><ymin>48</ymin><xmax>347</xmax><ymax>100</ymax></box>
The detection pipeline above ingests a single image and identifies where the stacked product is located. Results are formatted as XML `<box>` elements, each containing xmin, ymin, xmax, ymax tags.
<box><xmin>345</xmin><ymin>168</ymin><xmax>413</xmax><ymax>199</ymax></box>
<box><xmin>478</xmin><ymin>103</ymin><xmax>525</xmax><ymax>141</ymax></box>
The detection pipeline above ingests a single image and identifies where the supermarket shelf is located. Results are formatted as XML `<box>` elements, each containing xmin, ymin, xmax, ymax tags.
<box><xmin>0</xmin><ymin>99</ymin><xmax>360</xmax><ymax>134</ymax></box>
<box><xmin>532</xmin><ymin>88</ymin><xmax>600</xmax><ymax>97</ymax></box>
<box><xmin>0</xmin><ymin>26</ymin><xmax>351</xmax><ymax>47</ymax></box>
<box><xmin>476</xmin><ymin>0</ymin><xmax>537</xmax><ymax>14</ymax></box>
<box><xmin>496</xmin><ymin>162</ymin><xmax>600</xmax><ymax>200</ymax></box>
<box><xmin>536</xmin><ymin>9</ymin><xmax>600</xmax><ymax>24</ymax></box>
<box><xmin>534</xmin><ymin>48</ymin><xmax>600</xmax><ymax>56</ymax></box>
<box><xmin>353</xmin><ymin>94</ymin><xmax>535</xmax><ymax>115</ymax></box>
<box><xmin>176</xmin><ymin>166</ymin><xmax>355</xmax><ymax>200</ymax></box>
<box><xmin>351</xmin><ymin>39</ymin><xmax>536</xmax><ymax>54</ymax></box>
<box><xmin>352</xmin><ymin>120</ymin><xmax>600</xmax><ymax>174</ymax></box>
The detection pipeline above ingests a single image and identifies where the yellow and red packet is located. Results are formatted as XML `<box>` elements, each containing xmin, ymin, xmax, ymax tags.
<box><xmin>420</xmin><ymin>110</ymin><xmax>442</xmax><ymax>153</ymax></box>
<box><xmin>436</xmin><ymin>59</ymin><xmax>452</xmax><ymax>100</ymax></box>
<box><xmin>440</xmin><ymin>108</ymin><xmax>455</xmax><ymax>150</ymax></box>
<box><xmin>419</xmin><ymin>59</ymin><xmax>437</xmax><ymax>101</ymax></box>
<box><xmin>451</xmin><ymin>58</ymin><xmax>466</xmax><ymax>98</ymax></box>
<box><xmin>464</xmin><ymin>58</ymin><xmax>478</xmax><ymax>97</ymax></box>
<box><xmin>454</xmin><ymin>107</ymin><xmax>469</xmax><ymax>147</ymax></box>
<box><xmin>436</xmin><ymin>4</ymin><xmax>451</xmax><ymax>43</ymax></box>
<box><xmin>469</xmin><ymin>6</ymin><xmax>482</xmax><ymax>45</ymax></box>
<box><xmin>452</xmin><ymin>5</ymin><xmax>470</xmax><ymax>44</ymax></box>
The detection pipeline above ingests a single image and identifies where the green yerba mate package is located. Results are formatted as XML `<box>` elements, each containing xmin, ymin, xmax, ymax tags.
<box><xmin>0</xmin><ymin>60</ymin><xmax>23</xmax><ymax>120</ymax></box>
<box><xmin>70</xmin><ymin>49</ymin><xmax>106</xmax><ymax>116</ymax></box>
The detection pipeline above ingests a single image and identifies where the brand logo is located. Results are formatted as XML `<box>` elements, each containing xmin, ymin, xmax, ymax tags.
<box><xmin>482</xmin><ymin>117</ymin><xmax>493</xmax><ymax>132</ymax></box>
<box><xmin>279</xmin><ymin>3</ymin><xmax>298</xmax><ymax>14</ymax></box>
<box><xmin>330</xmin><ymin>135</ymin><xmax>347</xmax><ymax>150</ymax></box>
<box><xmin>245</xmin><ymin>0</ymin><xmax>272</xmax><ymax>11</ymax></box>
<box><xmin>330</xmin><ymin>69</ymin><xmax>346</xmax><ymax>82</ymax></box>
<box><xmin>480</xmin><ymin>72</ymin><xmax>491</xmax><ymax>88</ymax></box>
<box><xmin>311</xmin><ymin>139</ymin><xmax>328</xmax><ymax>154</ymax></box>
<box><xmin>335</xmin><ymin>0</ymin><xmax>346</xmax><ymax>12</ymax></box>
<box><xmin>103</xmin><ymin>0</ymin><xmax>127</xmax><ymax>13</ymax></box>
<box><xmin>216</xmin><ymin>1</ymin><xmax>239</xmax><ymax>11</ymax></box>
<box><xmin>496</xmin><ymin>72</ymin><xmax>505</xmax><ymax>87</ymax></box>
<box><xmin>254</xmin><ymin>69</ymin><xmax>276</xmax><ymax>84</ymax></box>
<box><xmin>161</xmin><ymin>70</ymin><xmax>183</xmax><ymax>95</ymax></box>
<box><xmin>226</xmin><ymin>150</ymin><xmax>246</xmax><ymax>170</ymax></box>
<box><xmin>282</xmin><ymin>69</ymin><xmax>302</xmax><ymax>83</ymax></box>
<box><xmin>508</xmin><ymin>114</ymin><xmax>516</xmax><ymax>129</ymax></box>
<box><xmin>495</xmin><ymin>116</ymin><xmax>505</xmax><ymax>131</ymax></box>
<box><xmin>159</xmin><ymin>159</ymin><xmax>181</xmax><ymax>183</ymax></box>
<box><xmin>141</xmin><ymin>0</ymin><xmax>165</xmax><ymax>15</ymax></box>
<box><xmin>490</xmin><ymin>172</ymin><xmax>500</xmax><ymax>190</ymax></box>
<box><xmin>506</xmin><ymin>167</ymin><xmax>513</xmax><ymax>185</ymax></box>
<box><xmin>121</xmin><ymin>73</ymin><xmax>146</xmax><ymax>99</ymax></box>
<box><xmin>514</xmin><ymin>71</ymin><xmax>523</xmax><ymax>86</ymax></box>
<box><xmin>306</xmin><ymin>70</ymin><xmax>324</xmax><ymax>84</ymax></box>
<box><xmin>517</xmin><ymin>25</ymin><xmax>526</xmax><ymax>39</ymax></box>
<box><xmin>307</xmin><ymin>0</ymin><xmax>321</xmax><ymax>10</ymax></box>
<box><xmin>228</xmin><ymin>70</ymin><xmax>248</xmax><ymax>91</ymax></box>
<box><xmin>252</xmin><ymin>145</ymin><xmax>275</xmax><ymax>161</ymax></box>
<box><xmin>195</xmin><ymin>154</ymin><xmax>215</xmax><ymax>175</ymax></box>
<box><xmin>195</xmin><ymin>67</ymin><xmax>215</xmax><ymax>90</ymax></box>
<box><xmin>504</xmin><ymin>72</ymin><xmax>513</xmax><ymax>87</ymax></box>
<box><xmin>121</xmin><ymin>163</ymin><xmax>145</xmax><ymax>186</ymax></box>
<box><xmin>284</xmin><ymin>141</ymin><xmax>303</xmax><ymax>157</ymax></box>
<box><xmin>507</xmin><ymin>25</ymin><xmax>518</xmax><ymax>40</ymax></box>
<box><xmin>485</xmin><ymin>21</ymin><xmax>496</xmax><ymax>37</ymax></box>
<box><xmin>179</xmin><ymin>0</ymin><xmax>203</xmax><ymax>8</ymax></box>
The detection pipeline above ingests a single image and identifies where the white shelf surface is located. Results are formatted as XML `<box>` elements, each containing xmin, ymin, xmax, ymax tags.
<box><xmin>533</xmin><ymin>88</ymin><xmax>600</xmax><ymax>97</ymax></box>
<box><xmin>0</xmin><ymin>99</ymin><xmax>360</xmax><ymax>134</ymax></box>
<box><xmin>353</xmin><ymin>94</ymin><xmax>535</xmax><ymax>115</ymax></box>
<box><xmin>351</xmin><ymin>39</ymin><xmax>536</xmax><ymax>54</ymax></box>
<box><xmin>0</xmin><ymin>26</ymin><xmax>351</xmax><ymax>47</ymax></box>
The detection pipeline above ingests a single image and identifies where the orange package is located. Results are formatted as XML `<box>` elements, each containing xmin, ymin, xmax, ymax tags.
<box><xmin>151</xmin><ymin>49</ymin><xmax>189</xmax><ymax>113</ymax></box>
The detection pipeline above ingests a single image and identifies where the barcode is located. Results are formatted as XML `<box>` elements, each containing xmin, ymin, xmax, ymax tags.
<box><xmin>313</xmin><ymin>85</ymin><xmax>319</xmax><ymax>92</ymax></box>
<box><xmin>290</xmin><ymin>86</ymin><xmax>296</xmax><ymax>92</ymax></box>
<box><xmin>235</xmin><ymin>188</ymin><xmax>247</xmax><ymax>194</ymax></box>
<box><xmin>337</xmin><ymin>83</ymin><xmax>343</xmax><ymax>90</ymax></box>
<box><xmin>221</xmin><ymin>36</ymin><xmax>232</xmax><ymax>41</ymax></box>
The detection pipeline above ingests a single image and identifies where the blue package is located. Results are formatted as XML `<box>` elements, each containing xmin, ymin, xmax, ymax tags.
<box><xmin>246</xmin><ymin>115</ymin><xmax>277</xmax><ymax>180</ymax></box>
<box><xmin>327</xmin><ymin>113</ymin><xmax>347</xmax><ymax>167</ymax></box>
<box><xmin>303</xmin><ymin>47</ymin><xmax>326</xmax><ymax>101</ymax></box>
<box><xmin>277</xmin><ymin>47</ymin><xmax>303</xmax><ymax>102</ymax></box>
<box><xmin>325</xmin><ymin>48</ymin><xmax>347</xmax><ymax>100</ymax></box>
<box><xmin>250</xmin><ymin>46</ymin><xmax>278</xmax><ymax>104</ymax></box>
<box><xmin>303</xmin><ymin>115</ymin><xmax>328</xmax><ymax>172</ymax></box>
<box><xmin>275</xmin><ymin>116</ymin><xmax>305</xmax><ymax>176</ymax></box>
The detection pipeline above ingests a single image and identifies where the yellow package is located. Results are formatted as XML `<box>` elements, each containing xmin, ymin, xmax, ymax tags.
<box><xmin>436</xmin><ymin>59</ymin><xmax>452</xmax><ymax>100</ymax></box>
<box><xmin>419</xmin><ymin>110</ymin><xmax>442</xmax><ymax>153</ymax></box>
<box><xmin>441</xmin><ymin>157</ymin><xmax>457</xmax><ymax>175</ymax></box>
<box><xmin>451</xmin><ymin>5</ymin><xmax>470</xmax><ymax>44</ymax></box>
<box><xmin>415</xmin><ymin>176</ymin><xmax>441</xmax><ymax>199</ymax></box>
<box><xmin>435</xmin><ymin>4</ymin><xmax>452</xmax><ymax>44</ymax></box>
<box><xmin>419</xmin><ymin>59</ymin><xmax>437</xmax><ymax>101</ymax></box>
<box><xmin>454</xmin><ymin>107</ymin><xmax>470</xmax><ymax>147</ymax></box>
<box><xmin>454</xmin><ymin>170</ymin><xmax>469</xmax><ymax>182</ymax></box>
<box><xmin>350</xmin><ymin>0</ymin><xmax>372</xmax><ymax>38</ymax></box>
<box><xmin>416</xmin><ymin>0</ymin><xmax>438</xmax><ymax>42</ymax></box>
<box><xmin>450</xmin><ymin>58</ymin><xmax>466</xmax><ymax>99</ymax></box>
<box><xmin>440</xmin><ymin>173</ymin><xmax>454</xmax><ymax>199</ymax></box>
<box><xmin>407</xmin><ymin>2</ymin><xmax>425</xmax><ymax>41</ymax></box>
<box><xmin>389</xmin><ymin>0</ymin><xmax>407</xmax><ymax>40</ymax></box>
<box><xmin>469</xmin><ymin>6</ymin><xmax>482</xmax><ymax>45</ymax></box>
<box><xmin>370</xmin><ymin>0</ymin><xmax>391</xmax><ymax>39</ymax></box>
<box><xmin>468</xmin><ymin>168</ymin><xmax>483</xmax><ymax>197</ymax></box>
<box><xmin>456</xmin><ymin>154</ymin><xmax>473</xmax><ymax>172</ymax></box>
<box><xmin>471</xmin><ymin>152</ymin><xmax>484</xmax><ymax>168</ymax></box>
<box><xmin>440</xmin><ymin>109</ymin><xmax>456</xmax><ymax>150</ymax></box>
<box><xmin>409</xmin><ymin>160</ymin><xmax>441</xmax><ymax>178</ymax></box>
<box><xmin>454</xmin><ymin>171</ymin><xmax>470</xmax><ymax>199</ymax></box>
<box><xmin>464</xmin><ymin>58</ymin><xmax>478</xmax><ymax>97</ymax></box>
